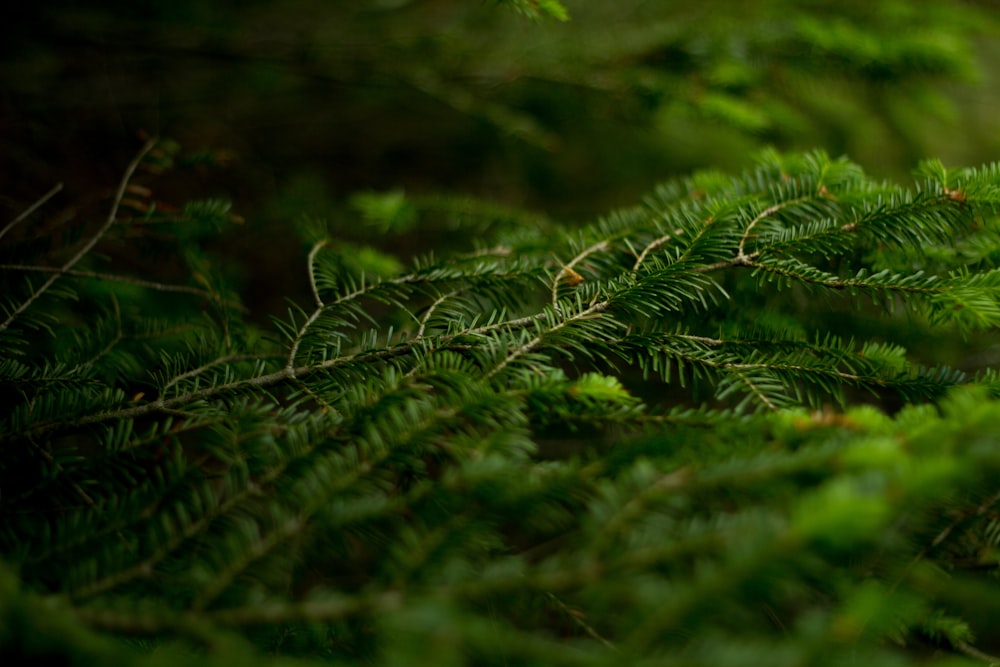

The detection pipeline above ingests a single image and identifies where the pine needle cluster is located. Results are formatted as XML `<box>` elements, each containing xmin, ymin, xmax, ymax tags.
<box><xmin>4</xmin><ymin>141</ymin><xmax>1000</xmax><ymax>666</ymax></box>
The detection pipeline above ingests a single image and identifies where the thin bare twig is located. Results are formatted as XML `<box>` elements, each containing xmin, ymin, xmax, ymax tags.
<box><xmin>0</xmin><ymin>182</ymin><xmax>63</xmax><ymax>243</ymax></box>
<box><xmin>1</xmin><ymin>140</ymin><xmax>156</xmax><ymax>333</ymax></box>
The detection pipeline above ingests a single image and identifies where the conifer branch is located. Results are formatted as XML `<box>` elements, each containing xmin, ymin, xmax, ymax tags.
<box><xmin>746</xmin><ymin>258</ymin><xmax>942</xmax><ymax>295</ymax></box>
<box><xmin>160</xmin><ymin>354</ymin><xmax>276</xmax><ymax>395</ymax></box>
<box><xmin>552</xmin><ymin>239</ymin><xmax>609</xmax><ymax>307</ymax></box>
<box><xmin>7</xmin><ymin>145</ymin><xmax>1000</xmax><ymax>667</ymax></box>
<box><xmin>69</xmin><ymin>469</ymin><xmax>282</xmax><ymax>600</ymax></box>
<box><xmin>484</xmin><ymin>300</ymin><xmax>611</xmax><ymax>381</ymax></box>
<box><xmin>305</xmin><ymin>240</ymin><xmax>327</xmax><ymax>309</ymax></box>
<box><xmin>737</xmin><ymin>195</ymin><xmax>814</xmax><ymax>261</ymax></box>
<box><xmin>285</xmin><ymin>240</ymin><xmax>333</xmax><ymax>369</ymax></box>
<box><xmin>631</xmin><ymin>230</ymin><xmax>681</xmax><ymax>275</ymax></box>
<box><xmin>190</xmin><ymin>513</ymin><xmax>307</xmax><ymax>611</ymax></box>
<box><xmin>0</xmin><ymin>263</ymin><xmax>247</xmax><ymax>311</ymax></box>
<box><xmin>953</xmin><ymin>640</ymin><xmax>1000</xmax><ymax>666</ymax></box>
<box><xmin>4</xmin><ymin>343</ymin><xmax>426</xmax><ymax>442</ymax></box>
<box><xmin>416</xmin><ymin>289</ymin><xmax>462</xmax><ymax>339</ymax></box>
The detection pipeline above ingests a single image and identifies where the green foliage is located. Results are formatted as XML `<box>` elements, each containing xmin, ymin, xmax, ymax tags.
<box><xmin>495</xmin><ymin>0</ymin><xmax>570</xmax><ymax>22</ymax></box>
<box><xmin>4</xmin><ymin>137</ymin><xmax>1000</xmax><ymax>665</ymax></box>
<box><xmin>5</xmin><ymin>2</ymin><xmax>1000</xmax><ymax>666</ymax></box>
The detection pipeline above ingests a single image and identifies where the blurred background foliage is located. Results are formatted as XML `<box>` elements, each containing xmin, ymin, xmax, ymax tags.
<box><xmin>2</xmin><ymin>0</ymin><xmax>999</xmax><ymax>318</ymax></box>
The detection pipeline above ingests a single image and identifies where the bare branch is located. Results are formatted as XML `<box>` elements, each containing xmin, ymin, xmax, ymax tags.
<box><xmin>1</xmin><ymin>140</ymin><xmax>156</xmax><ymax>333</ymax></box>
<box><xmin>0</xmin><ymin>182</ymin><xmax>63</xmax><ymax>243</ymax></box>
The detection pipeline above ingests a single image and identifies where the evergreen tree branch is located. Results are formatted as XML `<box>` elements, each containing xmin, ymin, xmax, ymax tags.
<box><xmin>416</xmin><ymin>289</ymin><xmax>462</xmax><ymax>339</ymax></box>
<box><xmin>160</xmin><ymin>355</ymin><xmax>281</xmax><ymax>396</ymax></box>
<box><xmin>953</xmin><ymin>640</ymin><xmax>1000</xmax><ymax>666</ymax></box>
<box><xmin>484</xmin><ymin>299</ymin><xmax>612</xmax><ymax>381</ymax></box>
<box><xmin>0</xmin><ymin>263</ymin><xmax>248</xmax><ymax>312</ymax></box>
<box><xmin>631</xmin><ymin>230</ymin><xmax>681</xmax><ymax>275</ymax></box>
<box><xmin>8</xmin><ymin>146</ymin><xmax>1000</xmax><ymax>666</ymax></box>
<box><xmin>552</xmin><ymin>240</ymin><xmax>609</xmax><ymax>307</ymax></box>
<box><xmin>737</xmin><ymin>194</ymin><xmax>815</xmax><ymax>261</ymax></box>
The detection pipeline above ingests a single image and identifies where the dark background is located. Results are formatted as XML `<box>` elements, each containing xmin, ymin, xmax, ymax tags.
<box><xmin>3</xmin><ymin>0</ymin><xmax>999</xmax><ymax>317</ymax></box>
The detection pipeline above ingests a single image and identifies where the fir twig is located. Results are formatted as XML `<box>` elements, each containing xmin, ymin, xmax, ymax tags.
<box><xmin>0</xmin><ymin>264</ymin><xmax>249</xmax><ymax>312</ymax></box>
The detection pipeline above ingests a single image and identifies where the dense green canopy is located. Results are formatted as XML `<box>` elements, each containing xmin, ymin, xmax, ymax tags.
<box><xmin>3</xmin><ymin>2</ymin><xmax>1000</xmax><ymax>666</ymax></box>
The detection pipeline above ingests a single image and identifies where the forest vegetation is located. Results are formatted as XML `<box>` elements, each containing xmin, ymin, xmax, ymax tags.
<box><xmin>4</xmin><ymin>1</ymin><xmax>1000</xmax><ymax>665</ymax></box>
